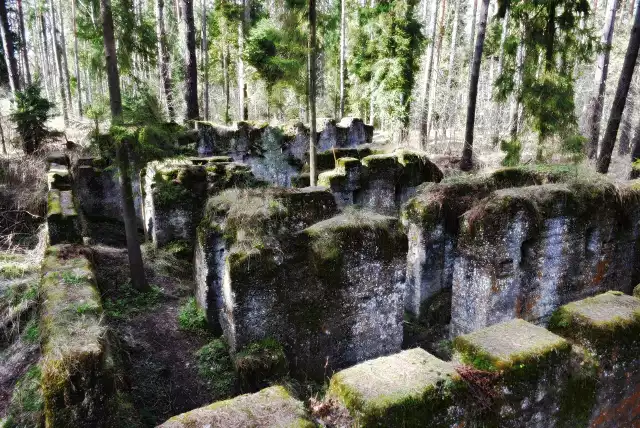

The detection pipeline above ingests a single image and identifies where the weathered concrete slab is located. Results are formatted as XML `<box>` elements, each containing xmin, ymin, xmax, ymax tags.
<box><xmin>327</xmin><ymin>348</ymin><xmax>462</xmax><ymax>427</ymax></box>
<box><xmin>549</xmin><ymin>292</ymin><xmax>640</xmax><ymax>427</ymax></box>
<box><xmin>158</xmin><ymin>386</ymin><xmax>314</xmax><ymax>428</ymax></box>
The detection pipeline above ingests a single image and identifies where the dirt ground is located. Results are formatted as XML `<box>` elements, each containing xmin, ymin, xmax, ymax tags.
<box><xmin>91</xmin><ymin>245</ymin><xmax>214</xmax><ymax>427</ymax></box>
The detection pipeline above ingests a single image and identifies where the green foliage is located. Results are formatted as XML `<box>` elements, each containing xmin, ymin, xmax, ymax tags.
<box><xmin>122</xmin><ymin>86</ymin><xmax>166</xmax><ymax>125</ymax></box>
<box><xmin>500</xmin><ymin>139</ymin><xmax>522</xmax><ymax>166</ymax></box>
<box><xmin>22</xmin><ymin>319</ymin><xmax>40</xmax><ymax>343</ymax></box>
<box><xmin>10</xmin><ymin>84</ymin><xmax>55</xmax><ymax>154</ymax></box>
<box><xmin>235</xmin><ymin>338</ymin><xmax>288</xmax><ymax>391</ymax></box>
<box><xmin>494</xmin><ymin>1</ymin><xmax>595</xmax><ymax>149</ymax></box>
<box><xmin>85</xmin><ymin>97</ymin><xmax>110</xmax><ymax>135</ymax></box>
<box><xmin>103</xmin><ymin>282</ymin><xmax>163</xmax><ymax>320</ymax></box>
<box><xmin>561</xmin><ymin>133</ymin><xmax>587</xmax><ymax>166</ymax></box>
<box><xmin>195</xmin><ymin>339</ymin><xmax>237</xmax><ymax>398</ymax></box>
<box><xmin>177</xmin><ymin>298</ymin><xmax>209</xmax><ymax>335</ymax></box>
<box><xmin>3</xmin><ymin>364</ymin><xmax>43</xmax><ymax>428</ymax></box>
<box><xmin>348</xmin><ymin>0</ymin><xmax>424</xmax><ymax>129</ymax></box>
<box><xmin>245</xmin><ymin>18</ymin><xmax>307</xmax><ymax>97</ymax></box>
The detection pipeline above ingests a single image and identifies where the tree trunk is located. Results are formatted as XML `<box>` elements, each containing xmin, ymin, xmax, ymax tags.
<box><xmin>17</xmin><ymin>0</ymin><xmax>31</xmax><ymax>85</ymax></box>
<box><xmin>100</xmin><ymin>0</ymin><xmax>148</xmax><ymax>292</ymax></box>
<box><xmin>182</xmin><ymin>0</ymin><xmax>199</xmax><ymax>124</ymax></box>
<box><xmin>629</xmin><ymin>114</ymin><xmax>640</xmax><ymax>178</ymax></box>
<box><xmin>426</xmin><ymin>0</ymin><xmax>446</xmax><ymax>140</ymax></box>
<box><xmin>586</xmin><ymin>0</ymin><xmax>619</xmax><ymax>159</ymax></box>
<box><xmin>309</xmin><ymin>0</ymin><xmax>318</xmax><ymax>186</ymax></box>
<box><xmin>446</xmin><ymin>0</ymin><xmax>459</xmax><ymax>90</ymax></box>
<box><xmin>223</xmin><ymin>46</ymin><xmax>230</xmax><ymax>124</ymax></box>
<box><xmin>202</xmin><ymin>0</ymin><xmax>209</xmax><ymax>120</ymax></box>
<box><xmin>460</xmin><ymin>0</ymin><xmax>489</xmax><ymax>171</ymax></box>
<box><xmin>619</xmin><ymin>69</ymin><xmax>638</xmax><ymax>155</ymax></box>
<box><xmin>39</xmin><ymin>13</ymin><xmax>52</xmax><ymax>99</ymax></box>
<box><xmin>0</xmin><ymin>0</ymin><xmax>20</xmax><ymax>94</ymax></box>
<box><xmin>58</xmin><ymin>0</ymin><xmax>73</xmax><ymax>111</ymax></box>
<box><xmin>50</xmin><ymin>0</ymin><xmax>68</xmax><ymax>126</ymax></box>
<box><xmin>72</xmin><ymin>0</ymin><xmax>83</xmax><ymax>115</ymax></box>
<box><xmin>598</xmin><ymin>0</ymin><xmax>640</xmax><ymax>173</ymax></box>
<box><xmin>339</xmin><ymin>0</ymin><xmax>346</xmax><ymax>119</ymax></box>
<box><xmin>156</xmin><ymin>0</ymin><xmax>175</xmax><ymax>120</ymax></box>
<box><xmin>238</xmin><ymin>0</ymin><xmax>249</xmax><ymax>120</ymax></box>
<box><xmin>509</xmin><ymin>38</ymin><xmax>524</xmax><ymax>141</ymax></box>
<box><xmin>492</xmin><ymin>7</ymin><xmax>509</xmax><ymax>143</ymax></box>
<box><xmin>419</xmin><ymin>0</ymin><xmax>439</xmax><ymax>148</ymax></box>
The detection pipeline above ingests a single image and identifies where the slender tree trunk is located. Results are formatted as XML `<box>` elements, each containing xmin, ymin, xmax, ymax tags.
<box><xmin>182</xmin><ymin>0</ymin><xmax>200</xmax><ymax>124</ymax></box>
<box><xmin>510</xmin><ymin>38</ymin><xmax>524</xmax><ymax>141</ymax></box>
<box><xmin>586</xmin><ymin>0</ymin><xmax>619</xmax><ymax>159</ymax></box>
<box><xmin>629</xmin><ymin>114</ymin><xmax>640</xmax><ymax>178</ymax></box>
<box><xmin>339</xmin><ymin>0</ymin><xmax>346</xmax><ymax>118</ymax></box>
<box><xmin>39</xmin><ymin>13</ymin><xmax>51</xmax><ymax>99</ymax></box>
<box><xmin>619</xmin><ymin>69</ymin><xmax>638</xmax><ymax>154</ymax></box>
<box><xmin>598</xmin><ymin>0</ymin><xmax>640</xmax><ymax>173</ymax></box>
<box><xmin>492</xmin><ymin>8</ymin><xmax>509</xmax><ymax>143</ymax></box>
<box><xmin>419</xmin><ymin>0</ymin><xmax>439</xmax><ymax>148</ymax></box>
<box><xmin>468</xmin><ymin>0</ymin><xmax>478</xmax><ymax>60</ymax></box>
<box><xmin>238</xmin><ymin>0</ymin><xmax>249</xmax><ymax>120</ymax></box>
<box><xmin>72</xmin><ymin>0</ymin><xmax>83</xmax><ymax>115</ymax></box>
<box><xmin>446</xmin><ymin>0</ymin><xmax>459</xmax><ymax>90</ymax></box>
<box><xmin>309</xmin><ymin>0</ymin><xmax>318</xmax><ymax>186</ymax></box>
<box><xmin>100</xmin><ymin>0</ymin><xmax>148</xmax><ymax>292</ymax></box>
<box><xmin>0</xmin><ymin>0</ymin><xmax>20</xmax><ymax>94</ymax></box>
<box><xmin>58</xmin><ymin>0</ymin><xmax>73</xmax><ymax>111</ymax></box>
<box><xmin>460</xmin><ymin>0</ymin><xmax>489</xmax><ymax>171</ymax></box>
<box><xmin>223</xmin><ymin>46</ymin><xmax>230</xmax><ymax>124</ymax></box>
<box><xmin>156</xmin><ymin>0</ymin><xmax>175</xmax><ymax>120</ymax></box>
<box><xmin>50</xmin><ymin>0</ymin><xmax>68</xmax><ymax>126</ymax></box>
<box><xmin>17</xmin><ymin>0</ymin><xmax>31</xmax><ymax>85</ymax></box>
<box><xmin>202</xmin><ymin>0</ymin><xmax>209</xmax><ymax>120</ymax></box>
<box><xmin>426</xmin><ymin>0</ymin><xmax>446</xmax><ymax>141</ymax></box>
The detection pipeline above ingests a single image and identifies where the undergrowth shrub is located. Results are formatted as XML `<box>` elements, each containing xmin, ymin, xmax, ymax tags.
<box><xmin>10</xmin><ymin>85</ymin><xmax>55</xmax><ymax>154</ymax></box>
<box><xmin>195</xmin><ymin>339</ymin><xmax>237</xmax><ymax>399</ymax></box>
<box><xmin>177</xmin><ymin>298</ymin><xmax>208</xmax><ymax>335</ymax></box>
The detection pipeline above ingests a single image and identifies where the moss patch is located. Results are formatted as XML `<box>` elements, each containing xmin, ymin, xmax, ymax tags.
<box><xmin>235</xmin><ymin>338</ymin><xmax>288</xmax><ymax>392</ymax></box>
<box><xmin>177</xmin><ymin>297</ymin><xmax>209</xmax><ymax>335</ymax></box>
<box><xmin>195</xmin><ymin>339</ymin><xmax>237</xmax><ymax>399</ymax></box>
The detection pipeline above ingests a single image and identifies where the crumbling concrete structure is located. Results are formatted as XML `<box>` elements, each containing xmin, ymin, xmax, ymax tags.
<box><xmin>142</xmin><ymin>157</ymin><xmax>259</xmax><ymax>247</ymax></box>
<box><xmin>450</xmin><ymin>180</ymin><xmax>640</xmax><ymax>336</ymax></box>
<box><xmin>195</xmin><ymin>188</ymin><xmax>407</xmax><ymax>376</ymax></box>
<box><xmin>318</xmin><ymin>150</ymin><xmax>443</xmax><ymax>214</ymax></box>
<box><xmin>46</xmin><ymin>154</ymin><xmax>81</xmax><ymax>245</ymax></box>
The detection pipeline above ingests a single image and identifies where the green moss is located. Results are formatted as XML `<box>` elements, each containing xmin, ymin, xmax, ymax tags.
<box><xmin>23</xmin><ymin>319</ymin><xmax>40</xmax><ymax>343</ymax></box>
<box><xmin>3</xmin><ymin>364</ymin><xmax>43</xmax><ymax>428</ymax></box>
<box><xmin>548</xmin><ymin>291</ymin><xmax>640</xmax><ymax>359</ymax></box>
<box><xmin>556</xmin><ymin>347</ymin><xmax>599</xmax><ymax>428</ymax></box>
<box><xmin>235</xmin><ymin>338</ymin><xmax>288</xmax><ymax>392</ymax></box>
<box><xmin>195</xmin><ymin>339</ymin><xmax>237</xmax><ymax>399</ymax></box>
<box><xmin>634</xmin><ymin>284</ymin><xmax>640</xmax><ymax>298</ymax></box>
<box><xmin>103</xmin><ymin>282</ymin><xmax>163</xmax><ymax>320</ymax></box>
<box><xmin>177</xmin><ymin>297</ymin><xmax>209</xmax><ymax>335</ymax></box>
<box><xmin>47</xmin><ymin>190</ymin><xmax>62</xmax><ymax>216</ymax></box>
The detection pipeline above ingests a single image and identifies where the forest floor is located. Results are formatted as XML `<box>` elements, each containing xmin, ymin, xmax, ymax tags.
<box><xmin>91</xmin><ymin>244</ymin><xmax>214</xmax><ymax>427</ymax></box>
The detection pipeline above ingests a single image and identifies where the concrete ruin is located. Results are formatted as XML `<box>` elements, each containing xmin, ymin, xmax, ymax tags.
<box><xmin>9</xmin><ymin>120</ymin><xmax>640</xmax><ymax>427</ymax></box>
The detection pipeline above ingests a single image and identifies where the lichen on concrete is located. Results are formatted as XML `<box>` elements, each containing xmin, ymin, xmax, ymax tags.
<box><xmin>158</xmin><ymin>385</ymin><xmax>315</xmax><ymax>427</ymax></box>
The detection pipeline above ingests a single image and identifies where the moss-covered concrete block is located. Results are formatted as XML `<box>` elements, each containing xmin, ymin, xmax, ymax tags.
<box><xmin>143</xmin><ymin>158</ymin><xmax>261</xmax><ymax>247</ymax></box>
<box><xmin>40</xmin><ymin>245</ymin><xmax>114</xmax><ymax>427</ymax></box>
<box><xmin>47</xmin><ymin>190</ymin><xmax>81</xmax><ymax>245</ymax></box>
<box><xmin>197</xmin><ymin>189</ymin><xmax>408</xmax><ymax>377</ymax></box>
<box><xmin>548</xmin><ymin>292</ymin><xmax>640</xmax><ymax>426</ymax></box>
<box><xmin>327</xmin><ymin>348</ymin><xmax>462</xmax><ymax>427</ymax></box>
<box><xmin>453</xmin><ymin>319</ymin><xmax>584</xmax><ymax>426</ymax></box>
<box><xmin>634</xmin><ymin>284</ymin><xmax>640</xmax><ymax>298</ymax></box>
<box><xmin>158</xmin><ymin>386</ymin><xmax>315</xmax><ymax>427</ymax></box>
<box><xmin>450</xmin><ymin>180</ymin><xmax>640</xmax><ymax>336</ymax></box>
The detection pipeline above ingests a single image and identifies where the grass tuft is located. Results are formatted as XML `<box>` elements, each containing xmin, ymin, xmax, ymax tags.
<box><xmin>195</xmin><ymin>338</ymin><xmax>237</xmax><ymax>399</ymax></box>
<box><xmin>177</xmin><ymin>297</ymin><xmax>209</xmax><ymax>335</ymax></box>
